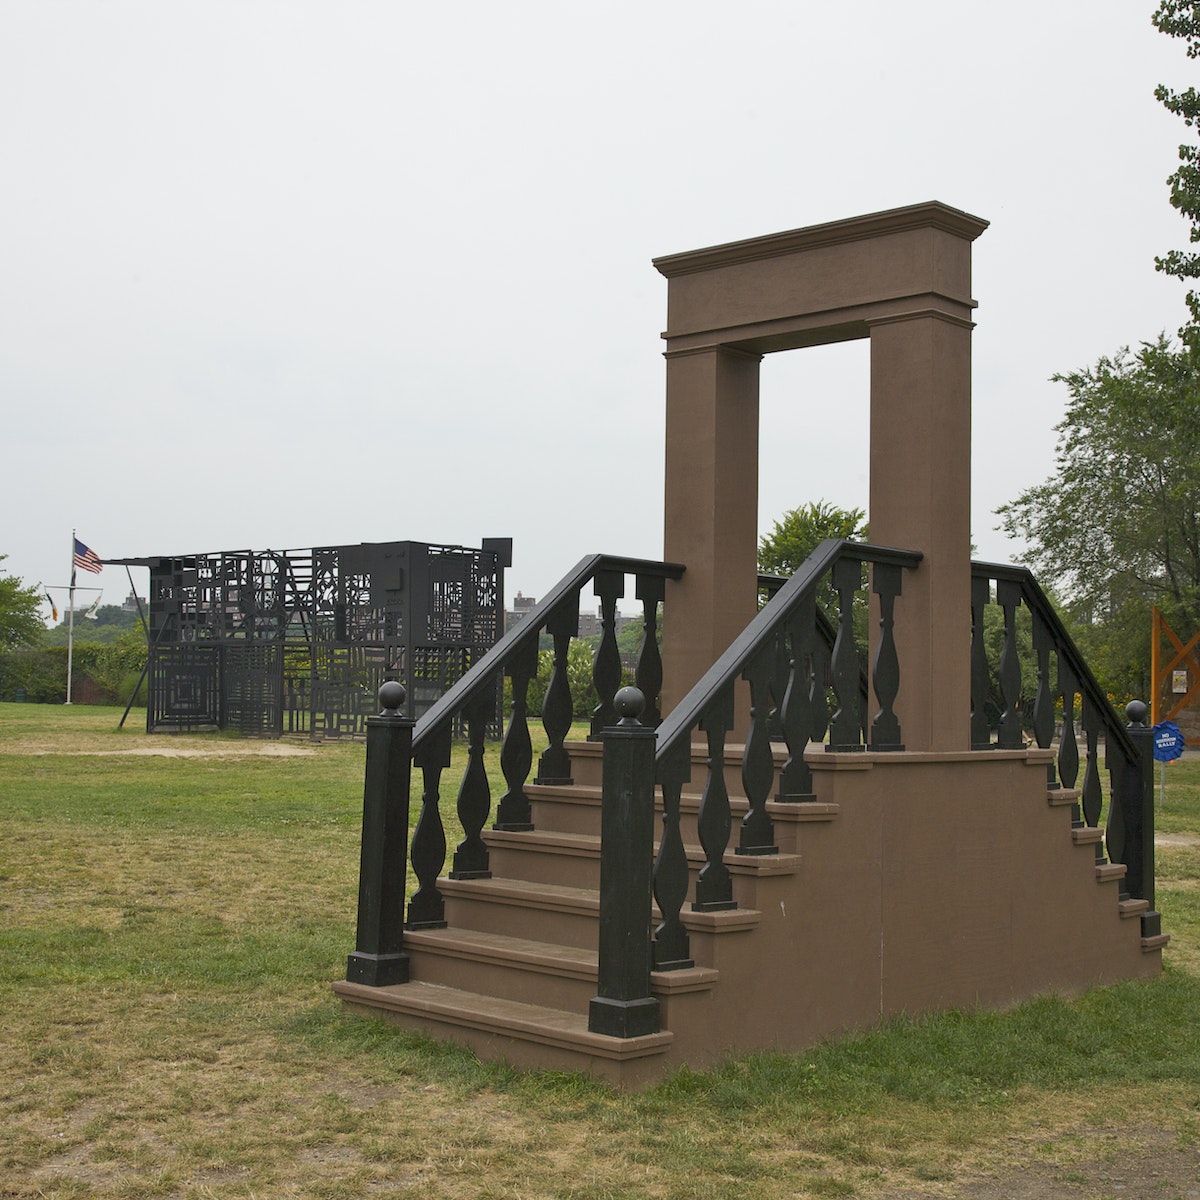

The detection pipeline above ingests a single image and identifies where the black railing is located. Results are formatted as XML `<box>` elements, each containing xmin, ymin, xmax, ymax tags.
<box><xmin>648</xmin><ymin>539</ymin><xmax>923</xmax><ymax>971</ymax></box>
<box><xmin>971</xmin><ymin>562</ymin><xmax>1159</xmax><ymax>928</ymax></box>
<box><xmin>346</xmin><ymin>545</ymin><xmax>1161</xmax><ymax>1037</ymax></box>
<box><xmin>403</xmin><ymin>554</ymin><xmax>684</xmax><ymax>929</ymax></box>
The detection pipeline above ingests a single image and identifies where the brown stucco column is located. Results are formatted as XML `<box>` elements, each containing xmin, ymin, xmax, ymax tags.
<box><xmin>868</xmin><ymin>312</ymin><xmax>973</xmax><ymax>751</ymax></box>
<box><xmin>660</xmin><ymin>345</ymin><xmax>762</xmax><ymax>714</ymax></box>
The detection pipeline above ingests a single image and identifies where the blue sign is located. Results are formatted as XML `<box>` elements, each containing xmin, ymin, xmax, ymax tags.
<box><xmin>1153</xmin><ymin>721</ymin><xmax>1186</xmax><ymax>763</ymax></box>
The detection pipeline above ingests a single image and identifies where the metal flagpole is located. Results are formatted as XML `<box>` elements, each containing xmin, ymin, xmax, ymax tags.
<box><xmin>66</xmin><ymin>529</ymin><xmax>77</xmax><ymax>704</ymax></box>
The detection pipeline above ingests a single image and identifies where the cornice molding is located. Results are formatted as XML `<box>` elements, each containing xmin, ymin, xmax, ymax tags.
<box><xmin>653</xmin><ymin>201</ymin><xmax>989</xmax><ymax>279</ymax></box>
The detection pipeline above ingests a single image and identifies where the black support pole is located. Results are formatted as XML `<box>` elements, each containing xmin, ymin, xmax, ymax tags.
<box><xmin>346</xmin><ymin>682</ymin><xmax>414</xmax><ymax>987</ymax></box>
<box><xmin>588</xmin><ymin>687</ymin><xmax>660</xmax><ymax>1038</ymax></box>
<box><xmin>1121</xmin><ymin>700</ymin><xmax>1162</xmax><ymax>939</ymax></box>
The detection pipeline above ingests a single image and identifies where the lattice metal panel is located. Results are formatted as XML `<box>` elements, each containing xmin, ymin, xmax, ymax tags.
<box><xmin>149</xmin><ymin>644</ymin><xmax>220</xmax><ymax>730</ymax></box>
<box><xmin>310</xmin><ymin>644</ymin><xmax>390</xmax><ymax>740</ymax></box>
<box><xmin>128</xmin><ymin>539</ymin><xmax>509</xmax><ymax>738</ymax></box>
<box><xmin>223</xmin><ymin>643</ymin><xmax>284</xmax><ymax>738</ymax></box>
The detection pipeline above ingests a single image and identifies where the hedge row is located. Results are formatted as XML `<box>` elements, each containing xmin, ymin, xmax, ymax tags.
<box><xmin>0</xmin><ymin>642</ymin><xmax>147</xmax><ymax>706</ymax></box>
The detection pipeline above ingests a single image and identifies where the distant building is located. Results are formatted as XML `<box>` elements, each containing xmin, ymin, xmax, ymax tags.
<box><xmin>506</xmin><ymin>592</ymin><xmax>634</xmax><ymax>639</ymax></box>
<box><xmin>122</xmin><ymin>590</ymin><xmax>145</xmax><ymax>613</ymax></box>
<box><xmin>506</xmin><ymin>592</ymin><xmax>538</xmax><ymax>629</ymax></box>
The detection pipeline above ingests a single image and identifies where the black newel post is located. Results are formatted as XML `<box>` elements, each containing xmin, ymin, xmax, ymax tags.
<box><xmin>588</xmin><ymin>686</ymin><xmax>660</xmax><ymax>1038</ymax></box>
<box><xmin>346</xmin><ymin>681</ymin><xmax>413</xmax><ymax>987</ymax></box>
<box><xmin>1115</xmin><ymin>700</ymin><xmax>1162</xmax><ymax>939</ymax></box>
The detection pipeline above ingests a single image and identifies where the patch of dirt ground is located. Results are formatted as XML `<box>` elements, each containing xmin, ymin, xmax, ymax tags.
<box><xmin>887</xmin><ymin>1126</ymin><xmax>1200</xmax><ymax>1199</ymax></box>
<box><xmin>20</xmin><ymin>743</ymin><xmax>316</xmax><ymax>757</ymax></box>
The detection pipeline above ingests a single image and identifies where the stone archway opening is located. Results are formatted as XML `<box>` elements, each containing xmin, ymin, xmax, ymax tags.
<box><xmin>757</xmin><ymin>340</ymin><xmax>871</xmax><ymax>545</ymax></box>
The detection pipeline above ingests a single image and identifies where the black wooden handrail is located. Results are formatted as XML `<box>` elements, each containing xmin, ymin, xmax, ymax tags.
<box><xmin>970</xmin><ymin>560</ymin><xmax>1158</xmax><ymax>918</ymax></box>
<box><xmin>648</xmin><ymin>538</ymin><xmax>923</xmax><ymax>971</ymax></box>
<box><xmin>971</xmin><ymin>561</ymin><xmax>1136</xmax><ymax>761</ymax></box>
<box><xmin>657</xmin><ymin>540</ymin><xmax>921</xmax><ymax>761</ymax></box>
<box><xmin>413</xmin><ymin>553</ymin><xmax>685</xmax><ymax>753</ymax></box>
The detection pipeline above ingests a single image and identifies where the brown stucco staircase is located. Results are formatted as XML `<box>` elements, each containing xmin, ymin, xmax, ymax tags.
<box><xmin>333</xmin><ymin>738</ymin><xmax>1166</xmax><ymax>1089</ymax></box>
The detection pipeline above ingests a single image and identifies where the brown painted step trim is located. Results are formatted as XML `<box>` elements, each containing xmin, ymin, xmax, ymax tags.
<box><xmin>1119</xmin><ymin>898</ymin><xmax>1150</xmax><ymax>919</ymax></box>
<box><xmin>527</xmin><ymin>783</ymin><xmax>603</xmax><ymax>802</ymax></box>
<box><xmin>1072</xmin><ymin>827</ymin><xmax>1104</xmax><ymax>845</ymax></box>
<box><xmin>407</xmin><ymin>919</ymin><xmax>722</xmax><ymax>998</ymax></box>
<box><xmin>768</xmin><ymin>801</ymin><xmax>839</xmax><ymax>821</ymax></box>
<box><xmin>530</xmin><ymin>784</ymin><xmax>837</xmax><ymax>821</ymax></box>
<box><xmin>682</xmin><ymin>907</ymin><xmax>761</xmax><ymax>933</ymax></box>
<box><xmin>1048</xmin><ymin>788</ymin><xmax>1082</xmax><ymax>807</ymax></box>
<box><xmin>404</xmin><ymin>927</ymin><xmax>597</xmax><ymax>980</ymax></box>
<box><xmin>439</xmin><ymin>875</ymin><xmax>598</xmax><ymax>915</ymax></box>
<box><xmin>1095</xmin><ymin>862</ymin><xmax>1127</xmax><ymax>884</ymax></box>
<box><xmin>439</xmin><ymin>874</ymin><xmax>762</xmax><ymax>934</ymax></box>
<box><xmin>484</xmin><ymin>828</ymin><xmax>599</xmax><ymax>859</ymax></box>
<box><xmin>333</xmin><ymin>980</ymin><xmax>673</xmax><ymax>1061</ymax></box>
<box><xmin>651</xmin><ymin>965</ymin><xmax>719</xmax><ymax>994</ymax></box>
<box><xmin>486</xmin><ymin>828</ymin><xmax>800</xmax><ymax>880</ymax></box>
<box><xmin>1142</xmin><ymin>933</ymin><xmax>1171</xmax><ymax>952</ymax></box>
<box><xmin>724</xmin><ymin>852</ymin><xmax>801</xmax><ymax>877</ymax></box>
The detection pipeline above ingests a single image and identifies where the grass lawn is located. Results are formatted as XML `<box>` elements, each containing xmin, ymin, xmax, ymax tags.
<box><xmin>2</xmin><ymin>702</ymin><xmax>1200</xmax><ymax>1198</ymax></box>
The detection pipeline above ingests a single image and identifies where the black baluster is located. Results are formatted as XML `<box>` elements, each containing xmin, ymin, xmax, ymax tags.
<box><xmin>536</xmin><ymin>595</ymin><xmax>579</xmax><ymax>784</ymax></box>
<box><xmin>450</xmin><ymin>693</ymin><xmax>495</xmax><ymax>879</ymax></box>
<box><xmin>589</xmin><ymin>687</ymin><xmax>660</xmax><ymax>1037</ymax></box>
<box><xmin>634</xmin><ymin>574</ymin><xmax>665</xmax><ymax>727</ymax></box>
<box><xmin>812</xmin><ymin>635</ymin><xmax>831</xmax><ymax>746</ymax></box>
<box><xmin>870</xmin><ymin>561</ymin><xmax>904</xmax><ymax>750</ymax></box>
<box><xmin>738</xmin><ymin>646</ymin><xmax>778</xmax><ymax>855</ymax></box>
<box><xmin>1030</xmin><ymin>608</ymin><xmax>1058</xmax><ymax>788</ymax></box>
<box><xmin>694</xmin><ymin>690</ymin><xmax>736</xmax><ymax>910</ymax></box>
<box><xmin>407</xmin><ymin>724</ymin><xmax>450</xmax><ymax>928</ymax></box>
<box><xmin>1058</xmin><ymin>663</ymin><xmax>1080</xmax><ymax>793</ymax></box>
<box><xmin>970</xmin><ymin>575</ymin><xmax>992</xmax><ymax>749</ymax></box>
<box><xmin>1105</xmin><ymin>741</ymin><xmax>1129</xmax><ymax>890</ymax></box>
<box><xmin>590</xmin><ymin>569</ymin><xmax>625</xmax><ymax>738</ymax></box>
<box><xmin>828</xmin><ymin>556</ymin><xmax>864</xmax><ymax>751</ymax></box>
<box><xmin>996</xmin><ymin>579</ymin><xmax>1024</xmax><ymax>749</ymax></box>
<box><xmin>1080</xmin><ymin>692</ymin><xmax>1104</xmax><ymax>864</ymax></box>
<box><xmin>347</xmin><ymin>682</ymin><xmax>413</xmax><ymax>986</ymax></box>
<box><xmin>652</xmin><ymin>740</ymin><xmax>694</xmax><ymax>970</ymax></box>
<box><xmin>768</xmin><ymin>628</ymin><xmax>789</xmax><ymax>744</ymax></box>
<box><xmin>495</xmin><ymin>639</ymin><xmax>538</xmax><ymax>830</ymax></box>
<box><xmin>776</xmin><ymin>595</ymin><xmax>817</xmax><ymax>801</ymax></box>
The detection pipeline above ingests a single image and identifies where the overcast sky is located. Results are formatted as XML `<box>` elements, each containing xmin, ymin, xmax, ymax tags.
<box><xmin>2</xmin><ymin>1</ymin><xmax>1192</xmax><ymax>619</ymax></box>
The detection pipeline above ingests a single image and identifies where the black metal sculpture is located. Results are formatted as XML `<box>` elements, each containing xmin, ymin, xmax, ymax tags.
<box><xmin>110</xmin><ymin>538</ymin><xmax>511</xmax><ymax>739</ymax></box>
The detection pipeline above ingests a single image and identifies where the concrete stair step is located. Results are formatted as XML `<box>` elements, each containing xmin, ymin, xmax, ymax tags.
<box><xmin>560</xmin><ymin>738</ymin><xmax>796</xmax><ymax>794</ymax></box>
<box><xmin>437</xmin><ymin>873</ymin><xmax>764</xmax><ymax>956</ymax></box>
<box><xmin>526</xmin><ymin>778</ymin><xmax>838</xmax><ymax>856</ymax></box>
<box><xmin>483</xmin><ymin>825</ymin><xmax>808</xmax><ymax>893</ymax></box>
<box><xmin>402</xmin><ymin>925</ymin><xmax>722</xmax><ymax>1012</ymax></box>
<box><xmin>404</xmin><ymin>926</ymin><xmax>599</xmax><ymax>1009</ymax></box>
<box><xmin>331</xmin><ymin>978</ymin><xmax>674</xmax><ymax>1085</ymax></box>
<box><xmin>440</xmin><ymin>875</ymin><xmax>601</xmax><ymax>949</ymax></box>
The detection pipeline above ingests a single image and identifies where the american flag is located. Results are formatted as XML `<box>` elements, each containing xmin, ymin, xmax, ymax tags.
<box><xmin>73</xmin><ymin>539</ymin><xmax>103</xmax><ymax>574</ymax></box>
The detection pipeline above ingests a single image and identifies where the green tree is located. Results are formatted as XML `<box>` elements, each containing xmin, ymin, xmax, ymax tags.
<box><xmin>757</xmin><ymin>501</ymin><xmax>867</xmax><ymax>577</ymax></box>
<box><xmin>757</xmin><ymin>500</ymin><xmax>870</xmax><ymax>657</ymax></box>
<box><xmin>996</xmin><ymin>336</ymin><xmax>1200</xmax><ymax>636</ymax></box>
<box><xmin>0</xmin><ymin>556</ymin><xmax>45</xmax><ymax>650</ymax></box>
<box><xmin>43</xmin><ymin>606</ymin><xmax>140</xmax><ymax>647</ymax></box>
<box><xmin>997</xmin><ymin>339</ymin><xmax>1199</xmax><ymax>707</ymax></box>
<box><xmin>1154</xmin><ymin>0</ymin><xmax>1200</xmax><ymax>339</ymax></box>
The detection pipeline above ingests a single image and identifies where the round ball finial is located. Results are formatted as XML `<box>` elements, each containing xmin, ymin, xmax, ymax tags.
<box><xmin>614</xmin><ymin>685</ymin><xmax>645</xmax><ymax>726</ymax></box>
<box><xmin>378</xmin><ymin>680</ymin><xmax>406</xmax><ymax>714</ymax></box>
<box><xmin>1126</xmin><ymin>699</ymin><xmax>1148</xmax><ymax>727</ymax></box>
